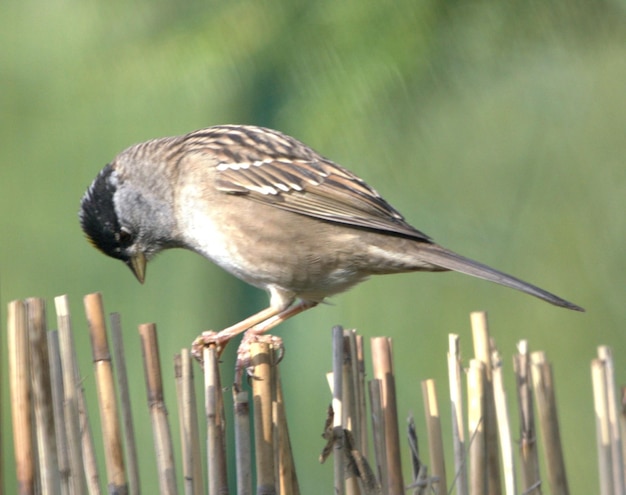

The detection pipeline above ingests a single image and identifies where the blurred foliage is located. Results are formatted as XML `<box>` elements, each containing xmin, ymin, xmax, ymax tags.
<box><xmin>2</xmin><ymin>0</ymin><xmax>626</xmax><ymax>492</ymax></box>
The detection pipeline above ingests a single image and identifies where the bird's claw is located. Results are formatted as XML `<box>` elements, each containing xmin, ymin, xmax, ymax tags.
<box><xmin>190</xmin><ymin>330</ymin><xmax>231</xmax><ymax>365</ymax></box>
<box><xmin>234</xmin><ymin>332</ymin><xmax>285</xmax><ymax>388</ymax></box>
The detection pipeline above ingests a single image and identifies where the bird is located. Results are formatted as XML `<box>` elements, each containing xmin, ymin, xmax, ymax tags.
<box><xmin>79</xmin><ymin>124</ymin><xmax>584</xmax><ymax>351</ymax></box>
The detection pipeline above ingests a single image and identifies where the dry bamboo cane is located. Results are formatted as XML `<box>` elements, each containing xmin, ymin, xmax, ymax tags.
<box><xmin>530</xmin><ymin>352</ymin><xmax>568</xmax><ymax>495</ymax></box>
<box><xmin>470</xmin><ymin>311</ymin><xmax>501</xmax><ymax>495</ymax></box>
<box><xmin>204</xmin><ymin>345</ymin><xmax>228</xmax><ymax>495</ymax></box>
<box><xmin>513</xmin><ymin>341</ymin><xmax>542</xmax><ymax>495</ymax></box>
<box><xmin>275</xmin><ymin>366</ymin><xmax>301</xmax><ymax>495</ymax></box>
<box><xmin>448</xmin><ymin>334</ymin><xmax>468</xmax><ymax>495</ymax></box>
<box><xmin>333</xmin><ymin>326</ymin><xmax>346</xmax><ymax>495</ymax></box>
<box><xmin>139</xmin><ymin>323</ymin><xmax>178</xmax><ymax>495</ymax></box>
<box><xmin>177</xmin><ymin>349</ymin><xmax>204</xmax><ymax>495</ymax></box>
<box><xmin>597</xmin><ymin>346</ymin><xmax>625</xmax><ymax>495</ymax></box>
<box><xmin>54</xmin><ymin>295</ymin><xmax>93</xmax><ymax>494</ymax></box>
<box><xmin>467</xmin><ymin>359</ymin><xmax>486</xmax><ymax>495</ymax></box>
<box><xmin>355</xmin><ymin>334</ymin><xmax>368</xmax><ymax>457</ymax></box>
<box><xmin>491</xmin><ymin>347</ymin><xmax>516</xmax><ymax>495</ymax></box>
<box><xmin>591</xmin><ymin>358</ymin><xmax>612</xmax><ymax>495</ymax></box>
<box><xmin>250</xmin><ymin>341</ymin><xmax>276</xmax><ymax>495</ymax></box>
<box><xmin>233</xmin><ymin>384</ymin><xmax>252</xmax><ymax>495</ymax></box>
<box><xmin>110</xmin><ymin>313</ymin><xmax>141</xmax><ymax>495</ymax></box>
<box><xmin>621</xmin><ymin>387</ymin><xmax>626</xmax><ymax>491</ymax></box>
<box><xmin>27</xmin><ymin>298</ymin><xmax>61</xmax><ymax>495</ymax></box>
<box><xmin>8</xmin><ymin>300</ymin><xmax>35</xmax><ymax>495</ymax></box>
<box><xmin>422</xmin><ymin>379</ymin><xmax>447</xmax><ymax>495</ymax></box>
<box><xmin>48</xmin><ymin>331</ymin><xmax>71</xmax><ymax>495</ymax></box>
<box><xmin>84</xmin><ymin>293</ymin><xmax>127</xmax><ymax>494</ymax></box>
<box><xmin>342</xmin><ymin>332</ymin><xmax>360</xmax><ymax>495</ymax></box>
<box><xmin>371</xmin><ymin>337</ymin><xmax>403</xmax><ymax>495</ymax></box>
<box><xmin>368</xmin><ymin>379</ymin><xmax>386</xmax><ymax>491</ymax></box>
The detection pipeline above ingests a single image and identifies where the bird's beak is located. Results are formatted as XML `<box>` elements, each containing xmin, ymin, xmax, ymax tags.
<box><xmin>127</xmin><ymin>252</ymin><xmax>147</xmax><ymax>284</ymax></box>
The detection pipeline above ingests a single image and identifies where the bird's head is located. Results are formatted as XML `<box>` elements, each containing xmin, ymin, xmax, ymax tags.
<box><xmin>79</xmin><ymin>161</ymin><xmax>176</xmax><ymax>283</ymax></box>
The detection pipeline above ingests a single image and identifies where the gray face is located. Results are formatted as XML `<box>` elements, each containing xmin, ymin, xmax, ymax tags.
<box><xmin>80</xmin><ymin>162</ymin><xmax>179</xmax><ymax>280</ymax></box>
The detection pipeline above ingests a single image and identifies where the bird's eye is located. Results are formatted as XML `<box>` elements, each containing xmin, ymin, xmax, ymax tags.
<box><xmin>117</xmin><ymin>228</ymin><xmax>134</xmax><ymax>247</ymax></box>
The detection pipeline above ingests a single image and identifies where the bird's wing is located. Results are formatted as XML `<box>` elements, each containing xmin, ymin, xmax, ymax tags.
<box><xmin>215</xmin><ymin>154</ymin><xmax>432</xmax><ymax>242</ymax></box>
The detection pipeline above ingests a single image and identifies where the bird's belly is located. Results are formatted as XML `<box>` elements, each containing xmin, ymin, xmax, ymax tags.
<box><xmin>177</xmin><ymin>199</ymin><xmax>369</xmax><ymax>300</ymax></box>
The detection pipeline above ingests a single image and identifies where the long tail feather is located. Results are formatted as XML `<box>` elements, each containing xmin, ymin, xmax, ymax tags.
<box><xmin>417</xmin><ymin>245</ymin><xmax>584</xmax><ymax>311</ymax></box>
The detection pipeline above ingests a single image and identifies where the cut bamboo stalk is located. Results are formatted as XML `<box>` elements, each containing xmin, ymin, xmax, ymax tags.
<box><xmin>470</xmin><ymin>311</ymin><xmax>501</xmax><ymax>495</ymax></box>
<box><xmin>591</xmin><ymin>358</ymin><xmax>612</xmax><ymax>495</ymax></box>
<box><xmin>48</xmin><ymin>331</ymin><xmax>71</xmax><ymax>494</ymax></box>
<box><xmin>621</xmin><ymin>387</ymin><xmax>626</xmax><ymax>490</ymax></box>
<box><xmin>530</xmin><ymin>352</ymin><xmax>569</xmax><ymax>495</ymax></box>
<box><xmin>448</xmin><ymin>333</ymin><xmax>468</xmax><ymax>495</ymax></box>
<box><xmin>110</xmin><ymin>313</ymin><xmax>141</xmax><ymax>495</ymax></box>
<box><xmin>597</xmin><ymin>346</ymin><xmax>624</xmax><ymax>495</ymax></box>
<box><xmin>407</xmin><ymin>415</ymin><xmax>427</xmax><ymax>494</ymax></box>
<box><xmin>333</xmin><ymin>326</ymin><xmax>346</xmax><ymax>495</ymax></box>
<box><xmin>203</xmin><ymin>345</ymin><xmax>228</xmax><ymax>495</ymax></box>
<box><xmin>84</xmin><ymin>293</ymin><xmax>127</xmax><ymax>494</ymax></box>
<box><xmin>54</xmin><ymin>295</ymin><xmax>90</xmax><ymax>494</ymax></box>
<box><xmin>355</xmin><ymin>334</ymin><xmax>368</xmax><ymax>456</ymax></box>
<box><xmin>233</xmin><ymin>385</ymin><xmax>252</xmax><ymax>495</ymax></box>
<box><xmin>422</xmin><ymin>379</ymin><xmax>447</xmax><ymax>494</ymax></box>
<box><xmin>371</xmin><ymin>337</ymin><xmax>403</xmax><ymax>495</ymax></box>
<box><xmin>177</xmin><ymin>349</ymin><xmax>204</xmax><ymax>495</ymax></box>
<box><xmin>8</xmin><ymin>300</ymin><xmax>35</xmax><ymax>495</ymax></box>
<box><xmin>467</xmin><ymin>359</ymin><xmax>486</xmax><ymax>495</ymax></box>
<box><xmin>513</xmin><ymin>341</ymin><xmax>542</xmax><ymax>494</ymax></box>
<box><xmin>275</xmin><ymin>366</ymin><xmax>301</xmax><ymax>495</ymax></box>
<box><xmin>139</xmin><ymin>323</ymin><xmax>178</xmax><ymax>495</ymax></box>
<box><xmin>491</xmin><ymin>347</ymin><xmax>516</xmax><ymax>495</ymax></box>
<box><xmin>368</xmin><ymin>379</ymin><xmax>386</xmax><ymax>491</ymax></box>
<box><xmin>250</xmin><ymin>341</ymin><xmax>276</xmax><ymax>494</ymax></box>
<box><xmin>27</xmin><ymin>298</ymin><xmax>61</xmax><ymax>495</ymax></box>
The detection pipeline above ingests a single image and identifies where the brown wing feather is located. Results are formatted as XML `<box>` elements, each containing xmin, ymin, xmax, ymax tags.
<box><xmin>197</xmin><ymin>125</ymin><xmax>431</xmax><ymax>242</ymax></box>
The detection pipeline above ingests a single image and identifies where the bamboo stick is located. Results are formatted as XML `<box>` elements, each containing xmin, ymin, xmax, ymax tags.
<box><xmin>597</xmin><ymin>346</ymin><xmax>625</xmax><ymax>495</ymax></box>
<box><xmin>27</xmin><ymin>298</ymin><xmax>61</xmax><ymax>495</ymax></box>
<box><xmin>54</xmin><ymin>295</ymin><xmax>94</xmax><ymax>494</ymax></box>
<box><xmin>250</xmin><ymin>341</ymin><xmax>276</xmax><ymax>494</ymax></box>
<box><xmin>233</xmin><ymin>385</ymin><xmax>252</xmax><ymax>495</ymax></box>
<box><xmin>591</xmin><ymin>358</ymin><xmax>612</xmax><ymax>495</ymax></box>
<box><xmin>275</xmin><ymin>366</ymin><xmax>301</xmax><ymax>495</ymax></box>
<box><xmin>110</xmin><ymin>313</ymin><xmax>140</xmax><ymax>495</ymax></box>
<box><xmin>8</xmin><ymin>300</ymin><xmax>35</xmax><ymax>495</ymax></box>
<box><xmin>530</xmin><ymin>352</ymin><xmax>569</xmax><ymax>495</ymax></box>
<box><xmin>368</xmin><ymin>379</ymin><xmax>386</xmax><ymax>491</ymax></box>
<box><xmin>491</xmin><ymin>347</ymin><xmax>516</xmax><ymax>495</ymax></box>
<box><xmin>333</xmin><ymin>326</ymin><xmax>346</xmax><ymax>495</ymax></box>
<box><xmin>621</xmin><ymin>387</ymin><xmax>626</xmax><ymax>491</ymax></box>
<box><xmin>175</xmin><ymin>349</ymin><xmax>204</xmax><ymax>495</ymax></box>
<box><xmin>204</xmin><ymin>345</ymin><xmax>228</xmax><ymax>495</ymax></box>
<box><xmin>355</xmin><ymin>334</ymin><xmax>368</xmax><ymax>456</ymax></box>
<box><xmin>467</xmin><ymin>359</ymin><xmax>486</xmax><ymax>495</ymax></box>
<box><xmin>448</xmin><ymin>334</ymin><xmax>468</xmax><ymax>495</ymax></box>
<box><xmin>470</xmin><ymin>311</ymin><xmax>501</xmax><ymax>495</ymax></box>
<box><xmin>84</xmin><ymin>293</ymin><xmax>127</xmax><ymax>494</ymax></box>
<box><xmin>422</xmin><ymin>379</ymin><xmax>447</xmax><ymax>494</ymax></box>
<box><xmin>139</xmin><ymin>323</ymin><xmax>178</xmax><ymax>495</ymax></box>
<box><xmin>48</xmin><ymin>331</ymin><xmax>71</xmax><ymax>495</ymax></box>
<box><xmin>371</xmin><ymin>337</ymin><xmax>403</xmax><ymax>495</ymax></box>
<box><xmin>513</xmin><ymin>341</ymin><xmax>542</xmax><ymax>494</ymax></box>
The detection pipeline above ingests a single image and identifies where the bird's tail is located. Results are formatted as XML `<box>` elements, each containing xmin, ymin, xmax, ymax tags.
<box><xmin>415</xmin><ymin>244</ymin><xmax>584</xmax><ymax>312</ymax></box>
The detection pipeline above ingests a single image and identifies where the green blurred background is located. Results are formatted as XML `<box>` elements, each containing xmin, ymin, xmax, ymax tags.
<box><xmin>2</xmin><ymin>0</ymin><xmax>625</xmax><ymax>492</ymax></box>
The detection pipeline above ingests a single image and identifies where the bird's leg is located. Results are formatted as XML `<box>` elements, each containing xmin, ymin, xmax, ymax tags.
<box><xmin>234</xmin><ymin>300</ymin><xmax>319</xmax><ymax>382</ymax></box>
<box><xmin>191</xmin><ymin>305</ymin><xmax>285</xmax><ymax>361</ymax></box>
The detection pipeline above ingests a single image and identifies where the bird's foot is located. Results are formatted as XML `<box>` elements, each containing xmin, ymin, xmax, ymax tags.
<box><xmin>234</xmin><ymin>332</ymin><xmax>284</xmax><ymax>390</ymax></box>
<box><xmin>191</xmin><ymin>330</ymin><xmax>232</xmax><ymax>365</ymax></box>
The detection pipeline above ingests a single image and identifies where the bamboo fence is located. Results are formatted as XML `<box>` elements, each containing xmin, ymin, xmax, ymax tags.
<box><xmin>3</xmin><ymin>294</ymin><xmax>624</xmax><ymax>494</ymax></box>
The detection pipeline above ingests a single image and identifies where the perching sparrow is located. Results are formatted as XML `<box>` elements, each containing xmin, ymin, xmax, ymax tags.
<box><xmin>80</xmin><ymin>125</ymin><xmax>583</xmax><ymax>350</ymax></box>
